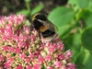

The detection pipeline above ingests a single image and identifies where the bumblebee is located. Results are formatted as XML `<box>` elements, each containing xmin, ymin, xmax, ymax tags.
<box><xmin>31</xmin><ymin>13</ymin><xmax>57</xmax><ymax>43</ymax></box>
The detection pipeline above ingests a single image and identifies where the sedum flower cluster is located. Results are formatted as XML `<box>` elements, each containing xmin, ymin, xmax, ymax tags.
<box><xmin>0</xmin><ymin>14</ymin><xmax>76</xmax><ymax>69</ymax></box>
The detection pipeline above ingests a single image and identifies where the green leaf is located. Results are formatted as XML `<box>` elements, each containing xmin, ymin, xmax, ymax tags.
<box><xmin>73</xmin><ymin>33</ymin><xmax>81</xmax><ymax>46</ymax></box>
<box><xmin>75</xmin><ymin>48</ymin><xmax>89</xmax><ymax>69</ymax></box>
<box><xmin>88</xmin><ymin>0</ymin><xmax>92</xmax><ymax>10</ymax></box>
<box><xmin>24</xmin><ymin>0</ymin><xmax>31</xmax><ymax>3</ymax></box>
<box><xmin>83</xmin><ymin>52</ymin><xmax>92</xmax><ymax>69</ymax></box>
<box><xmin>77</xmin><ymin>9</ymin><xmax>92</xmax><ymax>27</ymax></box>
<box><xmin>81</xmin><ymin>27</ymin><xmax>92</xmax><ymax>51</ymax></box>
<box><xmin>58</xmin><ymin>25</ymin><xmax>71</xmax><ymax>36</ymax></box>
<box><xmin>84</xmin><ymin>55</ymin><xmax>92</xmax><ymax>69</ymax></box>
<box><xmin>31</xmin><ymin>4</ymin><xmax>44</xmax><ymax>15</ymax></box>
<box><xmin>48</xmin><ymin>6</ymin><xmax>74</xmax><ymax>27</ymax></box>
<box><xmin>41</xmin><ymin>64</ymin><xmax>46</xmax><ymax>69</ymax></box>
<box><xmin>84</xmin><ymin>13</ymin><xmax>92</xmax><ymax>27</ymax></box>
<box><xmin>17</xmin><ymin>10</ymin><xmax>30</xmax><ymax>16</ymax></box>
<box><xmin>68</xmin><ymin>0</ymin><xmax>77</xmax><ymax>5</ymax></box>
<box><xmin>72</xmin><ymin>33</ymin><xmax>81</xmax><ymax>52</ymax></box>
<box><xmin>76</xmin><ymin>9</ymin><xmax>90</xmax><ymax>21</ymax></box>
<box><xmin>76</xmin><ymin>0</ymin><xmax>89</xmax><ymax>8</ymax></box>
<box><xmin>58</xmin><ymin>25</ymin><xmax>72</xmax><ymax>38</ymax></box>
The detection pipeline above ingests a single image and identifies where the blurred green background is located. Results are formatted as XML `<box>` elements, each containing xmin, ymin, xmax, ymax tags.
<box><xmin>0</xmin><ymin>0</ymin><xmax>92</xmax><ymax>69</ymax></box>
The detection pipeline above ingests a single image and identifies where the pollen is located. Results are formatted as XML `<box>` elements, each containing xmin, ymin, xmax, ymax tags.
<box><xmin>40</xmin><ymin>26</ymin><xmax>47</xmax><ymax>32</ymax></box>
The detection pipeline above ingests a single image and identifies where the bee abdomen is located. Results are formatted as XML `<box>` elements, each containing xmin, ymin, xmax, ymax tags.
<box><xmin>41</xmin><ymin>30</ymin><xmax>55</xmax><ymax>38</ymax></box>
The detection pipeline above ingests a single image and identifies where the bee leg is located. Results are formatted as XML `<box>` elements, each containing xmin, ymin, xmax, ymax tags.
<box><xmin>30</xmin><ymin>25</ymin><xmax>34</xmax><ymax>31</ymax></box>
<box><xmin>38</xmin><ymin>30</ymin><xmax>41</xmax><ymax>38</ymax></box>
<box><xmin>38</xmin><ymin>31</ymin><xmax>42</xmax><ymax>45</ymax></box>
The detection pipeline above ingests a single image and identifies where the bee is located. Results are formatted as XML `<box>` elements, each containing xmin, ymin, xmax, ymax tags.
<box><xmin>31</xmin><ymin>13</ymin><xmax>57</xmax><ymax>43</ymax></box>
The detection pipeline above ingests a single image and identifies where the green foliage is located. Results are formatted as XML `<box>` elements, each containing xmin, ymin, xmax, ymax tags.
<box><xmin>17</xmin><ymin>0</ymin><xmax>44</xmax><ymax>19</ymax></box>
<box><xmin>84</xmin><ymin>13</ymin><xmax>92</xmax><ymax>27</ymax></box>
<box><xmin>83</xmin><ymin>53</ymin><xmax>92</xmax><ymax>69</ymax></box>
<box><xmin>81</xmin><ymin>27</ymin><xmax>92</xmax><ymax>51</ymax></box>
<box><xmin>47</xmin><ymin>0</ymin><xmax>92</xmax><ymax>69</ymax></box>
<box><xmin>68</xmin><ymin>0</ymin><xmax>91</xmax><ymax>8</ymax></box>
<box><xmin>48</xmin><ymin>7</ymin><xmax>74</xmax><ymax>27</ymax></box>
<box><xmin>76</xmin><ymin>0</ymin><xmax>89</xmax><ymax>8</ymax></box>
<box><xmin>31</xmin><ymin>4</ymin><xmax>44</xmax><ymax>15</ymax></box>
<box><xmin>17</xmin><ymin>9</ymin><xmax>30</xmax><ymax>16</ymax></box>
<box><xmin>41</xmin><ymin>64</ymin><xmax>46</xmax><ymax>69</ymax></box>
<box><xmin>57</xmin><ymin>25</ymin><xmax>71</xmax><ymax>36</ymax></box>
<box><xmin>24</xmin><ymin>0</ymin><xmax>32</xmax><ymax>3</ymax></box>
<box><xmin>68</xmin><ymin>0</ymin><xmax>77</xmax><ymax>5</ymax></box>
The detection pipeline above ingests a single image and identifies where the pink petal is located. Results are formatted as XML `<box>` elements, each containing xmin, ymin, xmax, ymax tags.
<box><xmin>3</xmin><ymin>46</ymin><xmax>9</xmax><ymax>51</ymax></box>
<box><xmin>17</xmin><ymin>65</ymin><xmax>23</xmax><ymax>69</ymax></box>
<box><xmin>47</xmin><ymin>66</ymin><xmax>53</xmax><ymax>69</ymax></box>
<box><xmin>64</xmin><ymin>50</ymin><xmax>72</xmax><ymax>60</ymax></box>
<box><xmin>26</xmin><ymin>65</ymin><xmax>32</xmax><ymax>69</ymax></box>
<box><xmin>15</xmin><ymin>48</ymin><xmax>21</xmax><ymax>53</ymax></box>
<box><xmin>20</xmin><ymin>53</ymin><xmax>26</xmax><ymax>59</ymax></box>
<box><xmin>67</xmin><ymin>63</ymin><xmax>76</xmax><ymax>69</ymax></box>
<box><xmin>8</xmin><ymin>47</ymin><xmax>15</xmax><ymax>52</ymax></box>
<box><xmin>4</xmin><ymin>62</ymin><xmax>11</xmax><ymax>68</ymax></box>
<box><xmin>45</xmin><ymin>55</ymin><xmax>52</xmax><ymax>61</ymax></box>
<box><xmin>38</xmin><ymin>56</ymin><xmax>44</xmax><ymax>63</ymax></box>
<box><xmin>54</xmin><ymin>61</ymin><xmax>62</xmax><ymax>68</ymax></box>
<box><xmin>0</xmin><ymin>55</ymin><xmax>4</xmax><ymax>61</ymax></box>
<box><xmin>33</xmin><ymin>64</ymin><xmax>41</xmax><ymax>69</ymax></box>
<box><xmin>29</xmin><ymin>54</ymin><xmax>34</xmax><ymax>58</ymax></box>
<box><xmin>25</xmin><ymin>57</ymin><xmax>30</xmax><ymax>63</ymax></box>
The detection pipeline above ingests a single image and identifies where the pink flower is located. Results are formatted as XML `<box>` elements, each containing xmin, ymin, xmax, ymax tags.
<box><xmin>26</xmin><ymin>65</ymin><xmax>32</xmax><ymax>69</ymax></box>
<box><xmin>67</xmin><ymin>63</ymin><xmax>76</xmax><ymax>69</ymax></box>
<box><xmin>30</xmin><ymin>34</ymin><xmax>36</xmax><ymax>41</ymax></box>
<box><xmin>38</xmin><ymin>56</ymin><xmax>44</xmax><ymax>63</ymax></box>
<box><xmin>61</xmin><ymin>65</ymin><xmax>67</xmax><ymax>69</ymax></box>
<box><xmin>34</xmin><ymin>51</ymin><xmax>41</xmax><ymax>56</ymax></box>
<box><xmin>20</xmin><ymin>53</ymin><xmax>26</xmax><ymax>59</ymax></box>
<box><xmin>8</xmin><ymin>47</ymin><xmax>15</xmax><ymax>52</ymax></box>
<box><xmin>15</xmin><ymin>48</ymin><xmax>21</xmax><ymax>53</ymax></box>
<box><xmin>17</xmin><ymin>65</ymin><xmax>23</xmax><ymax>69</ymax></box>
<box><xmin>23</xmin><ymin>26</ymin><xmax>30</xmax><ymax>34</ymax></box>
<box><xmin>3</xmin><ymin>46</ymin><xmax>9</xmax><ymax>51</ymax></box>
<box><xmin>4</xmin><ymin>28</ymin><xmax>13</xmax><ymax>38</ymax></box>
<box><xmin>18</xmin><ymin>41</ymin><xmax>25</xmax><ymax>48</ymax></box>
<box><xmin>47</xmin><ymin>66</ymin><xmax>53</xmax><ymax>69</ymax></box>
<box><xmin>3</xmin><ymin>35</ymin><xmax>9</xmax><ymax>40</ymax></box>
<box><xmin>58</xmin><ymin>54</ymin><xmax>64</xmax><ymax>60</ymax></box>
<box><xmin>0</xmin><ymin>28</ymin><xmax>5</xmax><ymax>33</ymax></box>
<box><xmin>64</xmin><ymin>50</ymin><xmax>72</xmax><ymax>60</ymax></box>
<box><xmin>0</xmin><ymin>14</ymin><xmax>76</xmax><ymax>69</ymax></box>
<box><xmin>25</xmin><ymin>41</ymin><xmax>30</xmax><ymax>48</ymax></box>
<box><xmin>8</xmin><ymin>57</ymin><xmax>14</xmax><ymax>64</ymax></box>
<box><xmin>45</xmin><ymin>55</ymin><xmax>52</xmax><ymax>61</ymax></box>
<box><xmin>25</xmin><ymin>57</ymin><xmax>30</xmax><ymax>63</ymax></box>
<box><xmin>48</xmin><ymin>44</ymin><xmax>57</xmax><ymax>54</ymax></box>
<box><xmin>0</xmin><ymin>55</ymin><xmax>4</xmax><ymax>61</ymax></box>
<box><xmin>29</xmin><ymin>54</ymin><xmax>34</xmax><ymax>58</ymax></box>
<box><xmin>4</xmin><ymin>62</ymin><xmax>11</xmax><ymax>68</ymax></box>
<box><xmin>33</xmin><ymin>64</ymin><xmax>41</xmax><ymax>69</ymax></box>
<box><xmin>54</xmin><ymin>61</ymin><xmax>62</xmax><ymax>68</ymax></box>
<box><xmin>57</xmin><ymin>41</ymin><xmax>64</xmax><ymax>50</ymax></box>
<box><xmin>13</xmin><ymin>35</ymin><xmax>19</xmax><ymax>42</ymax></box>
<box><xmin>18</xmin><ymin>14</ymin><xmax>25</xmax><ymax>23</ymax></box>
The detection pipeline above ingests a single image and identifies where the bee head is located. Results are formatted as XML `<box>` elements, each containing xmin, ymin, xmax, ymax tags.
<box><xmin>32</xmin><ymin>13</ymin><xmax>47</xmax><ymax>22</ymax></box>
<box><xmin>32</xmin><ymin>13</ymin><xmax>47</xmax><ymax>30</ymax></box>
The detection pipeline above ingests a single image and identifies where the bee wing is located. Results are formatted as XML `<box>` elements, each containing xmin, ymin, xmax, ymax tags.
<box><xmin>37</xmin><ymin>19</ymin><xmax>58</xmax><ymax>32</ymax></box>
<box><xmin>46</xmin><ymin>21</ymin><xmax>58</xmax><ymax>32</ymax></box>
